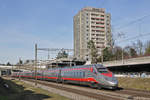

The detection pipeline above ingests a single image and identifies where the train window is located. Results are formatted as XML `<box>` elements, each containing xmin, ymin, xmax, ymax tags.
<box><xmin>64</xmin><ymin>72</ymin><xmax>66</xmax><ymax>77</ymax></box>
<box><xmin>76</xmin><ymin>72</ymin><xmax>78</xmax><ymax>77</ymax></box>
<box><xmin>69</xmin><ymin>72</ymin><xmax>71</xmax><ymax>77</ymax></box>
<box><xmin>74</xmin><ymin>72</ymin><xmax>76</xmax><ymax>77</ymax></box>
<box><xmin>97</xmin><ymin>68</ymin><xmax>108</xmax><ymax>73</ymax></box>
<box><xmin>83</xmin><ymin>72</ymin><xmax>85</xmax><ymax>77</ymax></box>
<box><xmin>78</xmin><ymin>72</ymin><xmax>80</xmax><ymax>77</ymax></box>
<box><xmin>67</xmin><ymin>72</ymin><xmax>69</xmax><ymax>77</ymax></box>
<box><xmin>79</xmin><ymin>72</ymin><xmax>81</xmax><ymax>77</ymax></box>
<box><xmin>80</xmin><ymin>72</ymin><xmax>82</xmax><ymax>77</ymax></box>
<box><xmin>71</xmin><ymin>72</ymin><xmax>73</xmax><ymax>77</ymax></box>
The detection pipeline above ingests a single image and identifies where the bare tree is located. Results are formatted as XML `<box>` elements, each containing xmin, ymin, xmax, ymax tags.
<box><xmin>6</xmin><ymin>62</ymin><xmax>11</xmax><ymax>66</ymax></box>
<box><xmin>124</xmin><ymin>46</ymin><xmax>131</xmax><ymax>58</ymax></box>
<box><xmin>112</xmin><ymin>46</ymin><xmax>122</xmax><ymax>60</ymax></box>
<box><xmin>130</xmin><ymin>47</ymin><xmax>137</xmax><ymax>57</ymax></box>
<box><xmin>144</xmin><ymin>41</ymin><xmax>150</xmax><ymax>55</ymax></box>
<box><xmin>132</xmin><ymin>40</ymin><xmax>143</xmax><ymax>56</ymax></box>
<box><xmin>136</xmin><ymin>40</ymin><xmax>143</xmax><ymax>56</ymax></box>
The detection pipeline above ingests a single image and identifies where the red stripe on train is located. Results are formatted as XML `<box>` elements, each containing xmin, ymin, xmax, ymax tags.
<box><xmin>62</xmin><ymin>77</ymin><xmax>98</xmax><ymax>83</ymax></box>
<box><xmin>14</xmin><ymin>75</ymin><xmax>98</xmax><ymax>83</ymax></box>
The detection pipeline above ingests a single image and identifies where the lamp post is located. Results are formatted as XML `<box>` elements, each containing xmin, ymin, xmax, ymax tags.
<box><xmin>122</xmin><ymin>47</ymin><xmax>124</xmax><ymax>64</ymax></box>
<box><xmin>19</xmin><ymin>58</ymin><xmax>21</xmax><ymax>80</ymax></box>
<box><xmin>19</xmin><ymin>64</ymin><xmax>21</xmax><ymax>80</ymax></box>
<box><xmin>35</xmin><ymin>44</ymin><xmax>37</xmax><ymax>85</ymax></box>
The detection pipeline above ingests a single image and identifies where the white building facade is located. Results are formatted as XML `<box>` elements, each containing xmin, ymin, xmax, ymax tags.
<box><xmin>74</xmin><ymin>7</ymin><xmax>112</xmax><ymax>61</ymax></box>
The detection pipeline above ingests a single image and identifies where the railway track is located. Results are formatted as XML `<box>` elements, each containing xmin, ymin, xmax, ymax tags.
<box><xmin>12</xmin><ymin>78</ymin><xmax>150</xmax><ymax>100</ymax></box>
<box><xmin>23</xmin><ymin>79</ymin><xmax>122</xmax><ymax>100</ymax></box>
<box><xmin>114</xmin><ymin>88</ymin><xmax>150</xmax><ymax>99</ymax></box>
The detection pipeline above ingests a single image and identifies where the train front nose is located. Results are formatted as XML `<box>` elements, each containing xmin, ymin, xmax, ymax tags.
<box><xmin>108</xmin><ymin>79</ymin><xmax>118</xmax><ymax>87</ymax></box>
<box><xmin>102</xmin><ymin>76</ymin><xmax>118</xmax><ymax>89</ymax></box>
<box><xmin>106</xmin><ymin>77</ymin><xmax>118</xmax><ymax>89</ymax></box>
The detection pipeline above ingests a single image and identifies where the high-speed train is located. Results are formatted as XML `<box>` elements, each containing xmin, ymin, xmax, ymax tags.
<box><xmin>12</xmin><ymin>64</ymin><xmax>118</xmax><ymax>89</ymax></box>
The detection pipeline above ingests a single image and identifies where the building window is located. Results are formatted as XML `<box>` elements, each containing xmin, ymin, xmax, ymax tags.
<box><xmin>92</xmin><ymin>30</ymin><xmax>96</xmax><ymax>32</ymax></box>
<box><xmin>91</xmin><ymin>18</ymin><xmax>95</xmax><ymax>20</ymax></box>
<box><xmin>91</xmin><ymin>21</ymin><xmax>95</xmax><ymax>24</ymax></box>
<box><xmin>96</xmin><ymin>42</ymin><xmax>104</xmax><ymax>44</ymax></box>
<box><xmin>101</xmin><ymin>15</ymin><xmax>104</xmax><ymax>17</ymax></box>
<box><xmin>91</xmin><ymin>26</ymin><xmax>95</xmax><ymax>28</ymax></box>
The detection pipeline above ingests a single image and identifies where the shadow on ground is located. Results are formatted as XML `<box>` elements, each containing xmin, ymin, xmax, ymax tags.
<box><xmin>0</xmin><ymin>77</ymin><xmax>50</xmax><ymax>100</ymax></box>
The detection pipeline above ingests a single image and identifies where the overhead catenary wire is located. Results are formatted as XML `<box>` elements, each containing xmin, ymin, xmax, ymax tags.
<box><xmin>113</xmin><ymin>13</ymin><xmax>150</xmax><ymax>46</ymax></box>
<box><xmin>115</xmin><ymin>32</ymin><xmax>150</xmax><ymax>44</ymax></box>
<box><xmin>115</xmin><ymin>14</ymin><xmax>150</xmax><ymax>31</ymax></box>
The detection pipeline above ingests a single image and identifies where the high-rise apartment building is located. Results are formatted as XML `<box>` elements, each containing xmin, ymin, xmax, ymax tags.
<box><xmin>74</xmin><ymin>7</ymin><xmax>112</xmax><ymax>61</ymax></box>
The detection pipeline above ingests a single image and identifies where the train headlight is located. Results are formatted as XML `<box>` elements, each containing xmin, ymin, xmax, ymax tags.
<box><xmin>108</xmin><ymin>81</ymin><xmax>118</xmax><ymax>85</ymax></box>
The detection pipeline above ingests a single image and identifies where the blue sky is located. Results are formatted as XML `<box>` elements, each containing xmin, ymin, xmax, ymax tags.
<box><xmin>0</xmin><ymin>0</ymin><xmax>150</xmax><ymax>64</ymax></box>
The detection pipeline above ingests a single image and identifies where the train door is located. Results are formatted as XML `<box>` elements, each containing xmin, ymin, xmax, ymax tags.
<box><xmin>41</xmin><ymin>70</ymin><xmax>44</xmax><ymax>80</ymax></box>
<box><xmin>89</xmin><ymin>67</ymin><xmax>99</xmax><ymax>88</ymax></box>
<box><xmin>57</xmin><ymin>69</ymin><xmax>62</xmax><ymax>82</ymax></box>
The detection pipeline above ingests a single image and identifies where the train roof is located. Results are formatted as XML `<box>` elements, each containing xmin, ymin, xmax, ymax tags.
<box><xmin>61</xmin><ymin>64</ymin><xmax>103</xmax><ymax>69</ymax></box>
<box><xmin>46</xmin><ymin>64</ymin><xmax>105</xmax><ymax>70</ymax></box>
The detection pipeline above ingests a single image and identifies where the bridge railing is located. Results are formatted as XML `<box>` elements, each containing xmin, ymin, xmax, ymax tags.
<box><xmin>114</xmin><ymin>72</ymin><xmax>150</xmax><ymax>78</ymax></box>
<box><xmin>103</xmin><ymin>56</ymin><xmax>150</xmax><ymax>67</ymax></box>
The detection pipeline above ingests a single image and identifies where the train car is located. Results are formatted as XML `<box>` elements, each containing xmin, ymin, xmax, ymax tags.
<box><xmin>12</xmin><ymin>64</ymin><xmax>118</xmax><ymax>89</ymax></box>
<box><xmin>60</xmin><ymin>64</ymin><xmax>118</xmax><ymax>89</ymax></box>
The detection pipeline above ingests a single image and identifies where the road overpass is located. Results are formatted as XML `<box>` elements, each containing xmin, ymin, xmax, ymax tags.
<box><xmin>103</xmin><ymin>56</ymin><xmax>150</xmax><ymax>67</ymax></box>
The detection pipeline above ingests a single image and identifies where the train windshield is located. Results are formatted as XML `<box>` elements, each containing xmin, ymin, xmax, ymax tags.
<box><xmin>96</xmin><ymin>68</ymin><xmax>108</xmax><ymax>73</ymax></box>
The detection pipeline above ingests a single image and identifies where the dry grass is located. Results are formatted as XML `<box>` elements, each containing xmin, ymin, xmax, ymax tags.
<box><xmin>118</xmin><ymin>77</ymin><xmax>150</xmax><ymax>91</ymax></box>
<box><xmin>15</xmin><ymin>80</ymin><xmax>70</xmax><ymax>100</ymax></box>
<box><xmin>0</xmin><ymin>78</ymin><xmax>70</xmax><ymax>100</ymax></box>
